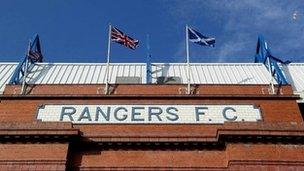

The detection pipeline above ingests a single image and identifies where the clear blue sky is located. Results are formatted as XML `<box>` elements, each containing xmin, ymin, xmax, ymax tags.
<box><xmin>0</xmin><ymin>0</ymin><xmax>303</xmax><ymax>63</ymax></box>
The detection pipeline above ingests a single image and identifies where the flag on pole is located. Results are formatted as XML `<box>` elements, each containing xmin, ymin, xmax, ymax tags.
<box><xmin>270</xmin><ymin>55</ymin><xmax>291</xmax><ymax>65</ymax></box>
<box><xmin>104</xmin><ymin>25</ymin><xmax>139</xmax><ymax>95</ymax></box>
<box><xmin>28</xmin><ymin>51</ymin><xmax>43</xmax><ymax>62</ymax></box>
<box><xmin>28</xmin><ymin>35</ymin><xmax>43</xmax><ymax>62</ymax></box>
<box><xmin>111</xmin><ymin>27</ymin><xmax>139</xmax><ymax>50</ymax></box>
<box><xmin>188</xmin><ymin>27</ymin><xmax>215</xmax><ymax>47</ymax></box>
<box><xmin>185</xmin><ymin>25</ymin><xmax>215</xmax><ymax>94</ymax></box>
<box><xmin>255</xmin><ymin>35</ymin><xmax>290</xmax><ymax>93</ymax></box>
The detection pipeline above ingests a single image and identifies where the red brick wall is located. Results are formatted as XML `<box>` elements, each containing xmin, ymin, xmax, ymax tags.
<box><xmin>71</xmin><ymin>144</ymin><xmax>304</xmax><ymax>170</ymax></box>
<box><xmin>1</xmin><ymin>84</ymin><xmax>304</xmax><ymax>170</ymax></box>
<box><xmin>3</xmin><ymin>84</ymin><xmax>294</xmax><ymax>95</ymax></box>
<box><xmin>0</xmin><ymin>144</ymin><xmax>68</xmax><ymax>170</ymax></box>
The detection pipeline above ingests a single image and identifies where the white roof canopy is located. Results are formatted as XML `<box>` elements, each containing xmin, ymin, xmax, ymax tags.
<box><xmin>1</xmin><ymin>62</ymin><xmax>303</xmax><ymax>100</ymax></box>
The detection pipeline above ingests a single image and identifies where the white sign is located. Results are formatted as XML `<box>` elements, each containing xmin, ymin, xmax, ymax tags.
<box><xmin>36</xmin><ymin>104</ymin><xmax>262</xmax><ymax>124</ymax></box>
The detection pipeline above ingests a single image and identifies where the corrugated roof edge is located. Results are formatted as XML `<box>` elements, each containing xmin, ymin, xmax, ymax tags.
<box><xmin>30</xmin><ymin>62</ymin><xmax>147</xmax><ymax>65</ymax></box>
<box><xmin>0</xmin><ymin>62</ymin><xmax>269</xmax><ymax>65</ymax></box>
<box><xmin>152</xmin><ymin>63</ymin><xmax>265</xmax><ymax>66</ymax></box>
<box><xmin>1</xmin><ymin>62</ymin><xmax>304</xmax><ymax>65</ymax></box>
<box><xmin>287</xmin><ymin>63</ymin><xmax>304</xmax><ymax>66</ymax></box>
<box><xmin>0</xmin><ymin>62</ymin><xmax>18</xmax><ymax>64</ymax></box>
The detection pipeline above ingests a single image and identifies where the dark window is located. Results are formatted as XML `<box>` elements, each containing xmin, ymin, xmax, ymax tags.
<box><xmin>157</xmin><ymin>76</ymin><xmax>182</xmax><ymax>84</ymax></box>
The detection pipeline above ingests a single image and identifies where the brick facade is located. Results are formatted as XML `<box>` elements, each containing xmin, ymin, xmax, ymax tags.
<box><xmin>1</xmin><ymin>84</ymin><xmax>304</xmax><ymax>170</ymax></box>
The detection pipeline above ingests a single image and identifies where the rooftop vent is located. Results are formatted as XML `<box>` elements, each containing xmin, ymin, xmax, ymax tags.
<box><xmin>157</xmin><ymin>76</ymin><xmax>182</xmax><ymax>84</ymax></box>
<box><xmin>115</xmin><ymin>76</ymin><xmax>142</xmax><ymax>84</ymax></box>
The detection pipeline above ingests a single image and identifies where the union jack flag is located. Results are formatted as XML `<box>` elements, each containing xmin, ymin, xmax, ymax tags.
<box><xmin>111</xmin><ymin>26</ymin><xmax>139</xmax><ymax>50</ymax></box>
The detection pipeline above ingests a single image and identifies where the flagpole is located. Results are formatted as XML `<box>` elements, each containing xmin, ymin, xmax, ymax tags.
<box><xmin>146</xmin><ymin>34</ymin><xmax>152</xmax><ymax>84</ymax></box>
<box><xmin>186</xmin><ymin>25</ymin><xmax>191</xmax><ymax>94</ymax></box>
<box><xmin>21</xmin><ymin>40</ymin><xmax>31</xmax><ymax>95</ymax></box>
<box><xmin>267</xmin><ymin>56</ymin><xmax>275</xmax><ymax>94</ymax></box>
<box><xmin>105</xmin><ymin>24</ymin><xmax>112</xmax><ymax>95</ymax></box>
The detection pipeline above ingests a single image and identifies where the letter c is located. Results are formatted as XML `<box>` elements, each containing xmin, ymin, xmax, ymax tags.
<box><xmin>222</xmin><ymin>107</ymin><xmax>237</xmax><ymax>121</ymax></box>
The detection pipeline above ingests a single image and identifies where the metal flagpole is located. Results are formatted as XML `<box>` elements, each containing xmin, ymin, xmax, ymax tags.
<box><xmin>146</xmin><ymin>34</ymin><xmax>152</xmax><ymax>84</ymax></box>
<box><xmin>267</xmin><ymin>56</ymin><xmax>275</xmax><ymax>94</ymax></box>
<box><xmin>21</xmin><ymin>40</ymin><xmax>31</xmax><ymax>95</ymax></box>
<box><xmin>264</xmin><ymin>41</ymin><xmax>275</xmax><ymax>94</ymax></box>
<box><xmin>105</xmin><ymin>24</ymin><xmax>112</xmax><ymax>95</ymax></box>
<box><xmin>186</xmin><ymin>25</ymin><xmax>191</xmax><ymax>94</ymax></box>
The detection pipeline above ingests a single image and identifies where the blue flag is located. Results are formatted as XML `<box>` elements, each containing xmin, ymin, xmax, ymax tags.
<box><xmin>28</xmin><ymin>35</ymin><xmax>43</xmax><ymax>62</ymax></box>
<box><xmin>188</xmin><ymin>27</ymin><xmax>215</xmax><ymax>47</ymax></box>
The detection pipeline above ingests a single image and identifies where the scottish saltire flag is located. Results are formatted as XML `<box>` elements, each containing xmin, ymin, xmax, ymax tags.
<box><xmin>111</xmin><ymin>27</ymin><xmax>139</xmax><ymax>50</ymax></box>
<box><xmin>188</xmin><ymin>27</ymin><xmax>215</xmax><ymax>47</ymax></box>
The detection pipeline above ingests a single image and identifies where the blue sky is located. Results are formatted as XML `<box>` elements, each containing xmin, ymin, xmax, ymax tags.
<box><xmin>0</xmin><ymin>0</ymin><xmax>303</xmax><ymax>63</ymax></box>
